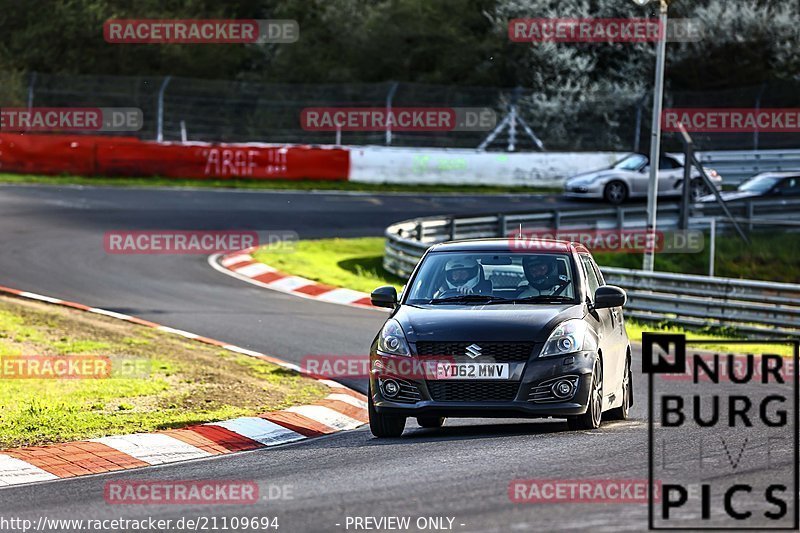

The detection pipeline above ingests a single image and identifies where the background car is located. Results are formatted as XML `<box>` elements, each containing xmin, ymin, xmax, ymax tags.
<box><xmin>697</xmin><ymin>171</ymin><xmax>800</xmax><ymax>203</ymax></box>
<box><xmin>563</xmin><ymin>153</ymin><xmax>723</xmax><ymax>205</ymax></box>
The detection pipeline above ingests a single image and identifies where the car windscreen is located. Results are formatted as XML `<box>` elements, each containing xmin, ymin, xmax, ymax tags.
<box><xmin>739</xmin><ymin>175</ymin><xmax>781</xmax><ymax>193</ymax></box>
<box><xmin>404</xmin><ymin>252</ymin><xmax>577</xmax><ymax>304</ymax></box>
<box><xmin>612</xmin><ymin>154</ymin><xmax>647</xmax><ymax>171</ymax></box>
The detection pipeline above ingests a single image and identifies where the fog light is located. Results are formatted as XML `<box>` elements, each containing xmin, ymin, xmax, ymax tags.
<box><xmin>381</xmin><ymin>379</ymin><xmax>400</xmax><ymax>398</ymax></box>
<box><xmin>552</xmin><ymin>379</ymin><xmax>575</xmax><ymax>399</ymax></box>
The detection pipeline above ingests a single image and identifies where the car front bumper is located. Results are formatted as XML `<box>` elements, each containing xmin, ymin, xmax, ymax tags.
<box><xmin>371</xmin><ymin>350</ymin><xmax>598</xmax><ymax>419</ymax></box>
<box><xmin>563</xmin><ymin>183</ymin><xmax>604</xmax><ymax>199</ymax></box>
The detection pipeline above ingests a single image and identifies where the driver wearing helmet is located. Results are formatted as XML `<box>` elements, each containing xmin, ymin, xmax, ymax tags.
<box><xmin>434</xmin><ymin>257</ymin><xmax>492</xmax><ymax>297</ymax></box>
<box><xmin>518</xmin><ymin>255</ymin><xmax>566</xmax><ymax>297</ymax></box>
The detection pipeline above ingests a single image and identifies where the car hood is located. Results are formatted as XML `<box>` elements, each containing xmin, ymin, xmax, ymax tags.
<box><xmin>566</xmin><ymin>170</ymin><xmax>619</xmax><ymax>185</ymax></box>
<box><xmin>395</xmin><ymin>303</ymin><xmax>585</xmax><ymax>344</ymax></box>
<box><xmin>697</xmin><ymin>190</ymin><xmax>759</xmax><ymax>203</ymax></box>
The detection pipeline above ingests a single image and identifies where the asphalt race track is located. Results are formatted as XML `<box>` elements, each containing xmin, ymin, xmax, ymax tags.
<box><xmin>0</xmin><ymin>184</ymin><xmax>792</xmax><ymax>532</ymax></box>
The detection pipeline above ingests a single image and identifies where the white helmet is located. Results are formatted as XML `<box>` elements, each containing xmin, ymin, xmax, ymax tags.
<box><xmin>444</xmin><ymin>257</ymin><xmax>481</xmax><ymax>290</ymax></box>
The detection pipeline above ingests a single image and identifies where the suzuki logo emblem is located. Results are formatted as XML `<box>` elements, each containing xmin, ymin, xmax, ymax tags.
<box><xmin>465</xmin><ymin>344</ymin><xmax>482</xmax><ymax>359</ymax></box>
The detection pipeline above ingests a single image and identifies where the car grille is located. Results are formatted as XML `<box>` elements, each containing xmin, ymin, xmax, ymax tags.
<box><xmin>386</xmin><ymin>377</ymin><xmax>422</xmax><ymax>404</ymax></box>
<box><xmin>528</xmin><ymin>375</ymin><xmax>580</xmax><ymax>403</ymax></box>
<box><xmin>426</xmin><ymin>381</ymin><xmax>520</xmax><ymax>402</ymax></box>
<box><xmin>415</xmin><ymin>342</ymin><xmax>534</xmax><ymax>362</ymax></box>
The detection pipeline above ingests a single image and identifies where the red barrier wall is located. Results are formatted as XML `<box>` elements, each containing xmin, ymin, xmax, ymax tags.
<box><xmin>0</xmin><ymin>134</ymin><xmax>349</xmax><ymax>181</ymax></box>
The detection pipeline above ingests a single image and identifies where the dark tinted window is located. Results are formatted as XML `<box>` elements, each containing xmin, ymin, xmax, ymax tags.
<box><xmin>580</xmin><ymin>255</ymin><xmax>600</xmax><ymax>300</ymax></box>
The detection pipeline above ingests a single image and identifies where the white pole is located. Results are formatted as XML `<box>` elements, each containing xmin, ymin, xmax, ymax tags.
<box><xmin>156</xmin><ymin>76</ymin><xmax>172</xmax><ymax>143</ymax></box>
<box><xmin>642</xmin><ymin>0</ymin><xmax>669</xmax><ymax>272</ymax></box>
<box><xmin>708</xmin><ymin>218</ymin><xmax>716</xmax><ymax>277</ymax></box>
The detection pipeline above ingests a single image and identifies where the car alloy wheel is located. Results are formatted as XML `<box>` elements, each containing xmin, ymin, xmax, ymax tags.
<box><xmin>607</xmin><ymin>357</ymin><xmax>631</xmax><ymax>420</ymax></box>
<box><xmin>690</xmin><ymin>179</ymin><xmax>709</xmax><ymax>201</ymax></box>
<box><xmin>604</xmin><ymin>181</ymin><xmax>628</xmax><ymax>205</ymax></box>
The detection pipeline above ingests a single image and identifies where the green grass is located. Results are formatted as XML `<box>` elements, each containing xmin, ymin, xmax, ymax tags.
<box><xmin>253</xmin><ymin>237</ymin><xmax>406</xmax><ymax>294</ymax></box>
<box><xmin>0</xmin><ymin>295</ymin><xmax>328</xmax><ymax>448</ymax></box>
<box><xmin>593</xmin><ymin>231</ymin><xmax>800</xmax><ymax>283</ymax></box>
<box><xmin>254</xmin><ymin>236</ymin><xmax>794</xmax><ymax>355</ymax></box>
<box><xmin>0</xmin><ymin>172</ymin><xmax>558</xmax><ymax>195</ymax></box>
<box><xmin>624</xmin><ymin>321</ymin><xmax>793</xmax><ymax>357</ymax></box>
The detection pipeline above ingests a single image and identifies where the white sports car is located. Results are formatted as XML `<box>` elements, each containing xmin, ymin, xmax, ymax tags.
<box><xmin>563</xmin><ymin>153</ymin><xmax>723</xmax><ymax>205</ymax></box>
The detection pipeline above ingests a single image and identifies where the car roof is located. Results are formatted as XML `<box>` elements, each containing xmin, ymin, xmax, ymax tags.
<box><xmin>428</xmin><ymin>238</ymin><xmax>588</xmax><ymax>254</ymax></box>
<box><xmin>748</xmin><ymin>171</ymin><xmax>800</xmax><ymax>179</ymax></box>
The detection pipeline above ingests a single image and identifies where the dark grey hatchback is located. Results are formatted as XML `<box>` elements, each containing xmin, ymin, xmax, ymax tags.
<box><xmin>368</xmin><ymin>238</ymin><xmax>632</xmax><ymax>438</ymax></box>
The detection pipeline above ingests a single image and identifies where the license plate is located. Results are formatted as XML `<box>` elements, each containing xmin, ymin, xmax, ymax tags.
<box><xmin>434</xmin><ymin>363</ymin><xmax>510</xmax><ymax>380</ymax></box>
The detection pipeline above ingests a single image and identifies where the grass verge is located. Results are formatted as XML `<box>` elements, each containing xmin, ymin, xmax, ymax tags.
<box><xmin>252</xmin><ymin>237</ymin><xmax>406</xmax><ymax>294</ymax></box>
<box><xmin>253</xmin><ymin>237</ymin><xmax>793</xmax><ymax>356</ymax></box>
<box><xmin>0</xmin><ymin>294</ymin><xmax>328</xmax><ymax>449</ymax></box>
<box><xmin>593</xmin><ymin>231</ymin><xmax>800</xmax><ymax>284</ymax></box>
<box><xmin>0</xmin><ymin>172</ymin><xmax>559</xmax><ymax>195</ymax></box>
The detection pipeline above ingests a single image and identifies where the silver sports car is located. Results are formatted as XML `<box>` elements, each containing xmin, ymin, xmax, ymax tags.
<box><xmin>563</xmin><ymin>153</ymin><xmax>723</xmax><ymax>205</ymax></box>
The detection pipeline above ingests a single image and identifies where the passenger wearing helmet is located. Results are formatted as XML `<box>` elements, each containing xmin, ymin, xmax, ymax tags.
<box><xmin>434</xmin><ymin>257</ymin><xmax>493</xmax><ymax>297</ymax></box>
<box><xmin>518</xmin><ymin>255</ymin><xmax>566</xmax><ymax>297</ymax></box>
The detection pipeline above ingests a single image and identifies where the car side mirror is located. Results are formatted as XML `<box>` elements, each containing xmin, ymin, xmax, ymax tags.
<box><xmin>594</xmin><ymin>285</ymin><xmax>626</xmax><ymax>309</ymax></box>
<box><xmin>371</xmin><ymin>285</ymin><xmax>398</xmax><ymax>308</ymax></box>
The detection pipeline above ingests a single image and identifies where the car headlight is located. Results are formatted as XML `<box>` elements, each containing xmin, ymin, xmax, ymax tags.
<box><xmin>541</xmin><ymin>319</ymin><xmax>589</xmax><ymax>357</ymax></box>
<box><xmin>377</xmin><ymin>319</ymin><xmax>411</xmax><ymax>356</ymax></box>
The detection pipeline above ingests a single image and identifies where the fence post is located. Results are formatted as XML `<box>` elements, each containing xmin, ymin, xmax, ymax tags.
<box><xmin>449</xmin><ymin>218</ymin><xmax>456</xmax><ymax>240</ymax></box>
<box><xmin>552</xmin><ymin>210</ymin><xmax>561</xmax><ymax>230</ymax></box>
<box><xmin>27</xmin><ymin>71</ymin><xmax>37</xmax><ymax>110</ymax></box>
<box><xmin>708</xmin><ymin>218</ymin><xmax>716</xmax><ymax>277</ymax></box>
<box><xmin>616</xmin><ymin>207</ymin><xmax>624</xmax><ymax>229</ymax></box>
<box><xmin>497</xmin><ymin>214</ymin><xmax>507</xmax><ymax>237</ymax></box>
<box><xmin>156</xmin><ymin>76</ymin><xmax>172</xmax><ymax>143</ymax></box>
<box><xmin>680</xmin><ymin>141</ymin><xmax>693</xmax><ymax>230</ymax></box>
<box><xmin>385</xmin><ymin>82</ymin><xmax>399</xmax><ymax>146</ymax></box>
<box><xmin>753</xmin><ymin>83</ymin><xmax>766</xmax><ymax>150</ymax></box>
<box><xmin>633</xmin><ymin>93</ymin><xmax>645</xmax><ymax>153</ymax></box>
<box><xmin>416</xmin><ymin>221</ymin><xmax>423</xmax><ymax>241</ymax></box>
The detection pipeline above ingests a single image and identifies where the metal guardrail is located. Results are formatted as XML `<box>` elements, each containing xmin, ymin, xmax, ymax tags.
<box><xmin>383</xmin><ymin>198</ymin><xmax>800</xmax><ymax>337</ymax></box>
<box><xmin>698</xmin><ymin>149</ymin><xmax>800</xmax><ymax>185</ymax></box>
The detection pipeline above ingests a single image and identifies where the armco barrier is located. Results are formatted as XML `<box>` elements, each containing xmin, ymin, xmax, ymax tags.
<box><xmin>697</xmin><ymin>149</ymin><xmax>800</xmax><ymax>185</ymax></box>
<box><xmin>349</xmin><ymin>146</ymin><xmax>625</xmax><ymax>188</ymax></box>
<box><xmin>0</xmin><ymin>134</ymin><xmax>349</xmax><ymax>180</ymax></box>
<box><xmin>383</xmin><ymin>203</ymin><xmax>800</xmax><ymax>337</ymax></box>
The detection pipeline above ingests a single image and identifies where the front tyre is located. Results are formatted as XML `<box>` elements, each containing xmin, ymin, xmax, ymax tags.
<box><xmin>368</xmin><ymin>388</ymin><xmax>406</xmax><ymax>438</ymax></box>
<box><xmin>690</xmin><ymin>178</ymin><xmax>710</xmax><ymax>202</ymax></box>
<box><xmin>606</xmin><ymin>356</ymin><xmax>631</xmax><ymax>421</ymax></box>
<box><xmin>567</xmin><ymin>360</ymin><xmax>603</xmax><ymax>430</ymax></box>
<box><xmin>603</xmin><ymin>181</ymin><xmax>628</xmax><ymax>205</ymax></box>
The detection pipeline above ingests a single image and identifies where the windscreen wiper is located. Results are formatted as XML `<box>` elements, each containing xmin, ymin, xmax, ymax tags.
<box><xmin>428</xmin><ymin>294</ymin><xmax>508</xmax><ymax>304</ymax></box>
<box><xmin>509</xmin><ymin>295</ymin><xmax>574</xmax><ymax>304</ymax></box>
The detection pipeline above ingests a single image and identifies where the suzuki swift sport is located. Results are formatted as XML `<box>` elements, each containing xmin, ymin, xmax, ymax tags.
<box><xmin>368</xmin><ymin>238</ymin><xmax>632</xmax><ymax>438</ymax></box>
